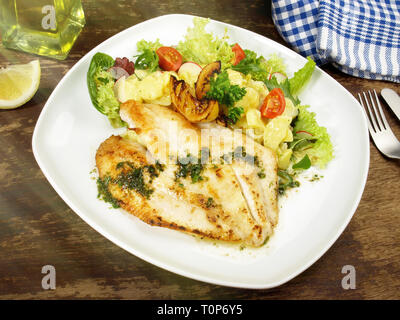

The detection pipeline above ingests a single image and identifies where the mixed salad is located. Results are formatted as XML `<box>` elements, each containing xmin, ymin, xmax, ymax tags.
<box><xmin>87</xmin><ymin>17</ymin><xmax>333</xmax><ymax>195</ymax></box>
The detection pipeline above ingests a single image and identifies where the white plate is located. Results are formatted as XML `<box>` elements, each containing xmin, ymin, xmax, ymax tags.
<box><xmin>32</xmin><ymin>14</ymin><xmax>369</xmax><ymax>289</ymax></box>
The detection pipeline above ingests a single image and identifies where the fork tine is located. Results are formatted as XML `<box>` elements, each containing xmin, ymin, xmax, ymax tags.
<box><xmin>367</xmin><ymin>90</ymin><xmax>384</xmax><ymax>131</ymax></box>
<box><xmin>358</xmin><ymin>93</ymin><xmax>376</xmax><ymax>136</ymax></box>
<box><xmin>365</xmin><ymin>91</ymin><xmax>382</xmax><ymax>131</ymax></box>
<box><xmin>372</xmin><ymin>89</ymin><xmax>390</xmax><ymax>130</ymax></box>
<box><xmin>360</xmin><ymin>92</ymin><xmax>378</xmax><ymax>132</ymax></box>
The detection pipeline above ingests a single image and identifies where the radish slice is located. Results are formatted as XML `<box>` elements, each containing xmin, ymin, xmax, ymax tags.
<box><xmin>270</xmin><ymin>72</ymin><xmax>287</xmax><ymax>83</ymax></box>
<box><xmin>107</xmin><ymin>66</ymin><xmax>130</xmax><ymax>80</ymax></box>
<box><xmin>295</xmin><ymin>130</ymin><xmax>314</xmax><ymax>139</ymax></box>
<box><xmin>178</xmin><ymin>62</ymin><xmax>202</xmax><ymax>76</ymax></box>
<box><xmin>179</xmin><ymin>61</ymin><xmax>202</xmax><ymax>71</ymax></box>
<box><xmin>178</xmin><ymin>62</ymin><xmax>203</xmax><ymax>86</ymax></box>
<box><xmin>113</xmin><ymin>75</ymin><xmax>127</xmax><ymax>101</ymax></box>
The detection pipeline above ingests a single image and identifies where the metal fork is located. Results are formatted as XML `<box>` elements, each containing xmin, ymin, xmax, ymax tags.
<box><xmin>358</xmin><ymin>90</ymin><xmax>400</xmax><ymax>159</ymax></box>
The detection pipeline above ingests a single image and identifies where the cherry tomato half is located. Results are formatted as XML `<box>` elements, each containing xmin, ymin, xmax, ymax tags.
<box><xmin>231</xmin><ymin>43</ymin><xmax>246</xmax><ymax>66</ymax></box>
<box><xmin>156</xmin><ymin>46</ymin><xmax>183</xmax><ymax>72</ymax></box>
<box><xmin>260</xmin><ymin>88</ymin><xmax>286</xmax><ymax>119</ymax></box>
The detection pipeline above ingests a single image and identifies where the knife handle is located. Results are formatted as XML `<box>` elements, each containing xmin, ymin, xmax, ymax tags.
<box><xmin>381</xmin><ymin>88</ymin><xmax>400</xmax><ymax>122</ymax></box>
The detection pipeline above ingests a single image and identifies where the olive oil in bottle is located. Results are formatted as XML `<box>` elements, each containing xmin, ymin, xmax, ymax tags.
<box><xmin>0</xmin><ymin>0</ymin><xmax>85</xmax><ymax>60</ymax></box>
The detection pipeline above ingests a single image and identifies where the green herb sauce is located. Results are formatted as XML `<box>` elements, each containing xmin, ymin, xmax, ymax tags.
<box><xmin>175</xmin><ymin>151</ymin><xmax>207</xmax><ymax>184</ymax></box>
<box><xmin>278</xmin><ymin>170</ymin><xmax>300</xmax><ymax>195</ymax></box>
<box><xmin>114</xmin><ymin>161</ymin><xmax>164</xmax><ymax>199</ymax></box>
<box><xmin>220</xmin><ymin>146</ymin><xmax>265</xmax><ymax>178</ymax></box>
<box><xmin>115</xmin><ymin>166</ymin><xmax>154</xmax><ymax>199</ymax></box>
<box><xmin>97</xmin><ymin>161</ymin><xmax>165</xmax><ymax>207</ymax></box>
<box><xmin>206</xmin><ymin>197</ymin><xmax>214</xmax><ymax>208</ymax></box>
<box><xmin>97</xmin><ymin>176</ymin><xmax>120</xmax><ymax>208</ymax></box>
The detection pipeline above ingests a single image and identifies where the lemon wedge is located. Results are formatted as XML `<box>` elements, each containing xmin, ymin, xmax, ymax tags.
<box><xmin>0</xmin><ymin>60</ymin><xmax>41</xmax><ymax>109</ymax></box>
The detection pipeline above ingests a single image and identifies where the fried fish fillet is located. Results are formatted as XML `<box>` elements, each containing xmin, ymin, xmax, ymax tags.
<box><xmin>95</xmin><ymin>100</ymin><xmax>278</xmax><ymax>246</ymax></box>
<box><xmin>96</xmin><ymin>135</ymin><xmax>272</xmax><ymax>246</ymax></box>
<box><xmin>120</xmin><ymin>101</ymin><xmax>279</xmax><ymax>226</ymax></box>
<box><xmin>198</xmin><ymin>122</ymin><xmax>279</xmax><ymax>226</ymax></box>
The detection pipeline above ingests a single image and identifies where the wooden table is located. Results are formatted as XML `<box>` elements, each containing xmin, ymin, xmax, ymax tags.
<box><xmin>1</xmin><ymin>0</ymin><xmax>399</xmax><ymax>300</ymax></box>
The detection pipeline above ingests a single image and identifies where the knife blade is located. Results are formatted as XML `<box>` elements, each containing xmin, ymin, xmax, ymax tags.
<box><xmin>381</xmin><ymin>88</ymin><xmax>400</xmax><ymax>121</ymax></box>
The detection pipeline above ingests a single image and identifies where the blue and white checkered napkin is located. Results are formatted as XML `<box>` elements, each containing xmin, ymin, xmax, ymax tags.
<box><xmin>272</xmin><ymin>0</ymin><xmax>400</xmax><ymax>83</ymax></box>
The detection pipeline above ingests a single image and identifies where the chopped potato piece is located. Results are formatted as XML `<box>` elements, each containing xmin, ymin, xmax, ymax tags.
<box><xmin>246</xmin><ymin>109</ymin><xmax>265</xmax><ymax>130</ymax></box>
<box><xmin>114</xmin><ymin>71</ymin><xmax>176</xmax><ymax>105</ymax></box>
<box><xmin>281</xmin><ymin>98</ymin><xmax>298</xmax><ymax>119</ymax></box>
<box><xmin>263</xmin><ymin>116</ymin><xmax>292</xmax><ymax>151</ymax></box>
<box><xmin>283</xmin><ymin>126</ymin><xmax>294</xmax><ymax>142</ymax></box>
<box><xmin>235</xmin><ymin>87</ymin><xmax>259</xmax><ymax>112</ymax></box>
<box><xmin>226</xmin><ymin>69</ymin><xmax>246</xmax><ymax>86</ymax></box>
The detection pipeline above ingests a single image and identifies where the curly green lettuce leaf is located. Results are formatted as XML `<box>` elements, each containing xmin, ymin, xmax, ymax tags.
<box><xmin>265</xmin><ymin>53</ymin><xmax>287</xmax><ymax>75</ymax></box>
<box><xmin>232</xmin><ymin>50</ymin><xmax>286</xmax><ymax>82</ymax></box>
<box><xmin>177</xmin><ymin>17</ymin><xmax>234</xmax><ymax>69</ymax></box>
<box><xmin>293</xmin><ymin>105</ymin><xmax>333</xmax><ymax>168</ymax></box>
<box><xmin>95</xmin><ymin>70</ymin><xmax>126</xmax><ymax>128</ymax></box>
<box><xmin>136</xmin><ymin>39</ymin><xmax>163</xmax><ymax>52</ymax></box>
<box><xmin>289</xmin><ymin>57</ymin><xmax>316</xmax><ymax>97</ymax></box>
